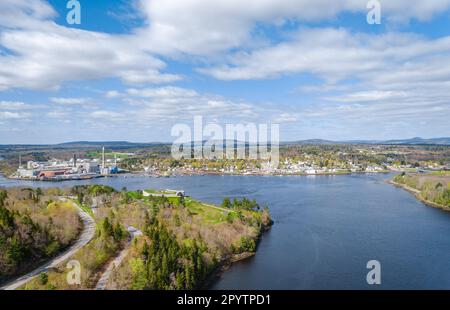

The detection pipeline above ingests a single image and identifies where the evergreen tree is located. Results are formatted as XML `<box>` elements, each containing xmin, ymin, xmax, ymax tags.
<box><xmin>221</xmin><ymin>197</ymin><xmax>231</xmax><ymax>209</ymax></box>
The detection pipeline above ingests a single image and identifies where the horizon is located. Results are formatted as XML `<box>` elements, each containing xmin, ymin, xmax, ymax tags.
<box><xmin>1</xmin><ymin>136</ymin><xmax>450</xmax><ymax>147</ymax></box>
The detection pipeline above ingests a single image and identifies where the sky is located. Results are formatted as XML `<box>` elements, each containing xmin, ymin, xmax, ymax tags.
<box><xmin>0</xmin><ymin>0</ymin><xmax>450</xmax><ymax>144</ymax></box>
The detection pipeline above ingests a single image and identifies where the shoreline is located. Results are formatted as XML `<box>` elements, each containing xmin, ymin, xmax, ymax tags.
<box><xmin>201</xmin><ymin>252</ymin><xmax>255</xmax><ymax>289</ymax></box>
<box><xmin>388</xmin><ymin>180</ymin><xmax>450</xmax><ymax>212</ymax></box>
<box><xmin>3</xmin><ymin>170</ymin><xmax>392</xmax><ymax>183</ymax></box>
<box><xmin>202</xmin><ymin>221</ymin><xmax>273</xmax><ymax>290</ymax></box>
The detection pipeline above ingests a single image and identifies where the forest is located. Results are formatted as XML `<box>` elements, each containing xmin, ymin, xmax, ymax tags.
<box><xmin>0</xmin><ymin>188</ymin><xmax>80</xmax><ymax>284</ymax></box>
<box><xmin>393</xmin><ymin>172</ymin><xmax>450</xmax><ymax>208</ymax></box>
<box><xmin>0</xmin><ymin>184</ymin><xmax>271</xmax><ymax>290</ymax></box>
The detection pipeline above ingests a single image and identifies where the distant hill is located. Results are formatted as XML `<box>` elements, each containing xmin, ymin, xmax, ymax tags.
<box><xmin>1</xmin><ymin>137</ymin><xmax>449</xmax><ymax>149</ymax></box>
<box><xmin>57</xmin><ymin>141</ymin><xmax>166</xmax><ymax>148</ymax></box>
<box><xmin>285</xmin><ymin>137</ymin><xmax>450</xmax><ymax>146</ymax></box>
<box><xmin>282</xmin><ymin>139</ymin><xmax>337</xmax><ymax>145</ymax></box>
<box><xmin>378</xmin><ymin>137</ymin><xmax>450</xmax><ymax>145</ymax></box>
<box><xmin>0</xmin><ymin>141</ymin><xmax>169</xmax><ymax>151</ymax></box>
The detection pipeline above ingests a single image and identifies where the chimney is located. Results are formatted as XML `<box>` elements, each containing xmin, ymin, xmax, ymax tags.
<box><xmin>102</xmin><ymin>146</ymin><xmax>105</xmax><ymax>169</ymax></box>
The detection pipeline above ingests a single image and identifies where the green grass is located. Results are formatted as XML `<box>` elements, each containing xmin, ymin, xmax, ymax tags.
<box><xmin>127</xmin><ymin>191</ymin><xmax>142</xmax><ymax>200</ymax></box>
<box><xmin>167</xmin><ymin>196</ymin><xmax>182</xmax><ymax>204</ymax></box>
<box><xmin>184</xmin><ymin>197</ymin><xmax>230</xmax><ymax>224</ymax></box>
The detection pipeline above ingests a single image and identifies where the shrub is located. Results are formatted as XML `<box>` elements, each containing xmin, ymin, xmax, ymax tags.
<box><xmin>39</xmin><ymin>272</ymin><xmax>48</xmax><ymax>285</ymax></box>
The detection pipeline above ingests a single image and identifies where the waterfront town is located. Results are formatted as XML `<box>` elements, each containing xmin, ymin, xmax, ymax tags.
<box><xmin>5</xmin><ymin>143</ymin><xmax>448</xmax><ymax>181</ymax></box>
<box><xmin>140</xmin><ymin>157</ymin><xmax>447</xmax><ymax>177</ymax></box>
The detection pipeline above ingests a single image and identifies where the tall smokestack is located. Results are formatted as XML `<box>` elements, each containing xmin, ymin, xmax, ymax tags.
<box><xmin>73</xmin><ymin>154</ymin><xmax>77</xmax><ymax>168</ymax></box>
<box><xmin>102</xmin><ymin>147</ymin><xmax>105</xmax><ymax>169</ymax></box>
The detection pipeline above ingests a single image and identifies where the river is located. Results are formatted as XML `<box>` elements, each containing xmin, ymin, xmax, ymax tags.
<box><xmin>1</xmin><ymin>173</ymin><xmax>450</xmax><ymax>289</ymax></box>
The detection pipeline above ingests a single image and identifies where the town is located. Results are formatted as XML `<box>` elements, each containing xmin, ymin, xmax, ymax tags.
<box><xmin>1</xmin><ymin>143</ymin><xmax>449</xmax><ymax>181</ymax></box>
<box><xmin>126</xmin><ymin>144</ymin><xmax>450</xmax><ymax>177</ymax></box>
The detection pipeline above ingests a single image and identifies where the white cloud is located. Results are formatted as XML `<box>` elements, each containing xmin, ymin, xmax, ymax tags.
<box><xmin>122</xmin><ymin>86</ymin><xmax>259</xmax><ymax>122</ymax></box>
<box><xmin>0</xmin><ymin>111</ymin><xmax>30</xmax><ymax>120</ymax></box>
<box><xmin>199</xmin><ymin>27</ymin><xmax>450</xmax><ymax>137</ymax></box>
<box><xmin>0</xmin><ymin>2</ymin><xmax>181</xmax><ymax>91</ymax></box>
<box><xmin>1</xmin><ymin>0</ymin><xmax>450</xmax><ymax>91</ymax></box>
<box><xmin>200</xmin><ymin>28</ymin><xmax>450</xmax><ymax>82</ymax></box>
<box><xmin>137</xmin><ymin>0</ymin><xmax>450</xmax><ymax>55</ymax></box>
<box><xmin>273</xmin><ymin>113</ymin><xmax>299</xmax><ymax>123</ymax></box>
<box><xmin>50</xmin><ymin>97</ymin><xmax>90</xmax><ymax>105</ymax></box>
<box><xmin>47</xmin><ymin>109</ymin><xmax>70</xmax><ymax>119</ymax></box>
<box><xmin>90</xmin><ymin>110</ymin><xmax>124</xmax><ymax>119</ymax></box>
<box><xmin>0</xmin><ymin>24</ymin><xmax>182</xmax><ymax>90</ymax></box>
<box><xmin>105</xmin><ymin>90</ymin><xmax>122</xmax><ymax>98</ymax></box>
<box><xmin>0</xmin><ymin>0</ymin><xmax>56</xmax><ymax>28</ymax></box>
<box><xmin>1</xmin><ymin>0</ymin><xmax>450</xmax><ymax>142</ymax></box>
<box><xmin>0</xmin><ymin>101</ymin><xmax>36</xmax><ymax>110</ymax></box>
<box><xmin>324</xmin><ymin>91</ymin><xmax>409</xmax><ymax>103</ymax></box>
<box><xmin>127</xmin><ymin>86</ymin><xmax>198</xmax><ymax>98</ymax></box>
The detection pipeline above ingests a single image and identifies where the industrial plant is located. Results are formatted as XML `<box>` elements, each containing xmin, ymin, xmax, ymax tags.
<box><xmin>12</xmin><ymin>147</ymin><xmax>120</xmax><ymax>181</ymax></box>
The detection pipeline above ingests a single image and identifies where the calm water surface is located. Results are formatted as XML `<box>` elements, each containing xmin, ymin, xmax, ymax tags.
<box><xmin>1</xmin><ymin>173</ymin><xmax>450</xmax><ymax>289</ymax></box>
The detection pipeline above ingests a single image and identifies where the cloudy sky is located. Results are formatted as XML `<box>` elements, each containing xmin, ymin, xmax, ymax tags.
<box><xmin>0</xmin><ymin>0</ymin><xmax>450</xmax><ymax>144</ymax></box>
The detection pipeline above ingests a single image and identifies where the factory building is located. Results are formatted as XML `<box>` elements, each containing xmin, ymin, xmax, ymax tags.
<box><xmin>14</xmin><ymin>147</ymin><xmax>120</xmax><ymax>181</ymax></box>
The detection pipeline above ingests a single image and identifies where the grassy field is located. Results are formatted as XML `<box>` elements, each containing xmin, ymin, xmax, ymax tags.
<box><xmin>184</xmin><ymin>197</ymin><xmax>230</xmax><ymax>225</ymax></box>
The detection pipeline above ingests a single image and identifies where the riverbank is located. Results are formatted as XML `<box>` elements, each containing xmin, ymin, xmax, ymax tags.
<box><xmin>389</xmin><ymin>180</ymin><xmax>450</xmax><ymax>212</ymax></box>
<box><xmin>1</xmin><ymin>170</ymin><xmax>394</xmax><ymax>184</ymax></box>
<box><xmin>202</xmin><ymin>218</ymin><xmax>272</xmax><ymax>289</ymax></box>
<box><xmin>145</xmin><ymin>169</ymin><xmax>392</xmax><ymax>177</ymax></box>
<box><xmin>202</xmin><ymin>252</ymin><xmax>255</xmax><ymax>289</ymax></box>
<box><xmin>112</xmin><ymin>169</ymin><xmax>392</xmax><ymax>179</ymax></box>
<box><xmin>7</xmin><ymin>174</ymin><xmax>109</xmax><ymax>182</ymax></box>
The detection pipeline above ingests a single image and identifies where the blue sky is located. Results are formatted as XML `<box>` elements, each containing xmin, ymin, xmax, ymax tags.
<box><xmin>0</xmin><ymin>0</ymin><xmax>450</xmax><ymax>144</ymax></box>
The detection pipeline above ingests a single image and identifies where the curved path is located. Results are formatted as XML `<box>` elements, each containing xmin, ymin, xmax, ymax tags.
<box><xmin>0</xmin><ymin>201</ymin><xmax>95</xmax><ymax>290</ymax></box>
<box><xmin>95</xmin><ymin>226</ymin><xmax>142</xmax><ymax>290</ymax></box>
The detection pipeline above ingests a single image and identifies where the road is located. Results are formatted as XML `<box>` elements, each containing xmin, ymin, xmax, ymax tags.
<box><xmin>95</xmin><ymin>226</ymin><xmax>142</xmax><ymax>290</ymax></box>
<box><xmin>0</xmin><ymin>201</ymin><xmax>95</xmax><ymax>290</ymax></box>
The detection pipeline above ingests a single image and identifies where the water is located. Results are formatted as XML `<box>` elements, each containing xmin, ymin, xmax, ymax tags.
<box><xmin>2</xmin><ymin>173</ymin><xmax>450</xmax><ymax>289</ymax></box>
